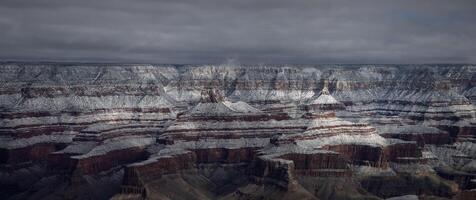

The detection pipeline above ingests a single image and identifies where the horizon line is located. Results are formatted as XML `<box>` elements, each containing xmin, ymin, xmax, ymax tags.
<box><xmin>0</xmin><ymin>59</ymin><xmax>473</xmax><ymax>66</ymax></box>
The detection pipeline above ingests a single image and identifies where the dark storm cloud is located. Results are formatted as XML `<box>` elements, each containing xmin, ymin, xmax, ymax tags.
<box><xmin>0</xmin><ymin>0</ymin><xmax>475</xmax><ymax>64</ymax></box>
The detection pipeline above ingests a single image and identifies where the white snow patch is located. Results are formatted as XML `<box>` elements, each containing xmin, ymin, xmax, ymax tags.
<box><xmin>72</xmin><ymin>136</ymin><xmax>155</xmax><ymax>159</ymax></box>
<box><xmin>167</xmin><ymin>137</ymin><xmax>270</xmax><ymax>150</ymax></box>
<box><xmin>376</xmin><ymin>125</ymin><xmax>446</xmax><ymax>135</ymax></box>
<box><xmin>54</xmin><ymin>141</ymin><xmax>98</xmax><ymax>154</ymax></box>
<box><xmin>0</xmin><ymin>132</ymin><xmax>75</xmax><ymax>149</ymax></box>
<box><xmin>312</xmin><ymin>94</ymin><xmax>340</xmax><ymax>105</ymax></box>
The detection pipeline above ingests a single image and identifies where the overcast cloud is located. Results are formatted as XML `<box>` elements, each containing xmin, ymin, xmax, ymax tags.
<box><xmin>0</xmin><ymin>0</ymin><xmax>475</xmax><ymax>64</ymax></box>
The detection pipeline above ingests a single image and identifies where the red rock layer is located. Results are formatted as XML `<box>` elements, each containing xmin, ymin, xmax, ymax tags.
<box><xmin>122</xmin><ymin>151</ymin><xmax>196</xmax><ymax>193</ymax></box>
<box><xmin>279</xmin><ymin>152</ymin><xmax>351</xmax><ymax>177</ymax></box>
<box><xmin>251</xmin><ymin>157</ymin><xmax>298</xmax><ymax>191</ymax></box>
<box><xmin>1</xmin><ymin>143</ymin><xmax>62</xmax><ymax>164</ymax></box>
<box><xmin>384</xmin><ymin>142</ymin><xmax>422</xmax><ymax>163</ymax></box>
<box><xmin>71</xmin><ymin>147</ymin><xmax>148</xmax><ymax>175</ymax></box>
<box><xmin>437</xmin><ymin>126</ymin><xmax>476</xmax><ymax>142</ymax></box>
<box><xmin>194</xmin><ymin>148</ymin><xmax>258</xmax><ymax>163</ymax></box>
<box><xmin>323</xmin><ymin>145</ymin><xmax>387</xmax><ymax>167</ymax></box>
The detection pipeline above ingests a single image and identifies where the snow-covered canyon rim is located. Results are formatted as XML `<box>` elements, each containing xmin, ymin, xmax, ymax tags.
<box><xmin>0</xmin><ymin>63</ymin><xmax>475</xmax><ymax>104</ymax></box>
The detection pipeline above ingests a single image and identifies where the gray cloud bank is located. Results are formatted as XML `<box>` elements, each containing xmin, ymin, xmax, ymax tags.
<box><xmin>0</xmin><ymin>0</ymin><xmax>475</xmax><ymax>64</ymax></box>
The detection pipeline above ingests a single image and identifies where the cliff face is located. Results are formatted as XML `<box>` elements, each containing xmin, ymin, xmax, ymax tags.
<box><xmin>0</xmin><ymin>63</ymin><xmax>475</xmax><ymax>200</ymax></box>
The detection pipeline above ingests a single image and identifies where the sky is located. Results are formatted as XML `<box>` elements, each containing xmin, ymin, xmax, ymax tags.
<box><xmin>0</xmin><ymin>0</ymin><xmax>475</xmax><ymax>64</ymax></box>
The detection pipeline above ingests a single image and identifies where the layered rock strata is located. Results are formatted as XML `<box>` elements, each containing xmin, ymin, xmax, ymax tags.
<box><xmin>158</xmin><ymin>89</ymin><xmax>305</xmax><ymax>144</ymax></box>
<box><xmin>46</xmin><ymin>105</ymin><xmax>174</xmax><ymax>175</ymax></box>
<box><xmin>0</xmin><ymin>63</ymin><xmax>475</xmax><ymax>200</ymax></box>
<box><xmin>262</xmin><ymin>106</ymin><xmax>415</xmax><ymax>178</ymax></box>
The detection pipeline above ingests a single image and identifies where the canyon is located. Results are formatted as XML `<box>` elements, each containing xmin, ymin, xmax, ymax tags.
<box><xmin>0</xmin><ymin>63</ymin><xmax>475</xmax><ymax>200</ymax></box>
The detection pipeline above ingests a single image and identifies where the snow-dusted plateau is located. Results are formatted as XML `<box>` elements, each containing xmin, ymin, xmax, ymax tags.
<box><xmin>0</xmin><ymin>63</ymin><xmax>475</xmax><ymax>200</ymax></box>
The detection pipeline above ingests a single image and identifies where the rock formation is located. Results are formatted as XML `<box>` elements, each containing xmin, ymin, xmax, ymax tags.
<box><xmin>0</xmin><ymin>63</ymin><xmax>475</xmax><ymax>200</ymax></box>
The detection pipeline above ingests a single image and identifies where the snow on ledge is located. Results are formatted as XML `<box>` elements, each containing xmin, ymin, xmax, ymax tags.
<box><xmin>376</xmin><ymin>125</ymin><xmax>446</xmax><ymax>135</ymax></box>
<box><xmin>312</xmin><ymin>94</ymin><xmax>340</xmax><ymax>105</ymax></box>
<box><xmin>72</xmin><ymin>136</ymin><xmax>155</xmax><ymax>159</ymax></box>
<box><xmin>0</xmin><ymin>132</ymin><xmax>76</xmax><ymax>149</ymax></box>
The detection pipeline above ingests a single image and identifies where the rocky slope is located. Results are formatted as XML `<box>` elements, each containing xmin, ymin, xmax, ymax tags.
<box><xmin>0</xmin><ymin>62</ymin><xmax>475</xmax><ymax>200</ymax></box>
